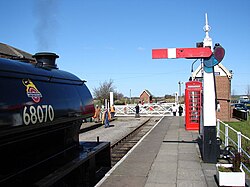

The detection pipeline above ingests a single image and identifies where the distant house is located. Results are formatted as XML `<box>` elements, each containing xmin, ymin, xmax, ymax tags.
<box><xmin>191</xmin><ymin>63</ymin><xmax>233</xmax><ymax>121</ymax></box>
<box><xmin>140</xmin><ymin>89</ymin><xmax>153</xmax><ymax>104</ymax></box>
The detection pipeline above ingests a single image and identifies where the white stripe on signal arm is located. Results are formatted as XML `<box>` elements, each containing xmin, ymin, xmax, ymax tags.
<box><xmin>168</xmin><ymin>48</ymin><xmax>176</xmax><ymax>58</ymax></box>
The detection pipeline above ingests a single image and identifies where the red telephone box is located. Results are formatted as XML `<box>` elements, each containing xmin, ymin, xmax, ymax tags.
<box><xmin>185</xmin><ymin>81</ymin><xmax>202</xmax><ymax>131</ymax></box>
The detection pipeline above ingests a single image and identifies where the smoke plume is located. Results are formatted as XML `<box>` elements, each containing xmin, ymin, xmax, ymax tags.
<box><xmin>33</xmin><ymin>0</ymin><xmax>59</xmax><ymax>51</ymax></box>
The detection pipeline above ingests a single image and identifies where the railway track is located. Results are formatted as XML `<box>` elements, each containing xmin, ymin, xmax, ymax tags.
<box><xmin>110</xmin><ymin>117</ymin><xmax>160</xmax><ymax>167</ymax></box>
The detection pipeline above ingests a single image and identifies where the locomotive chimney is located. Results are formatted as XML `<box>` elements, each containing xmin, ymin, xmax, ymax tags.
<box><xmin>33</xmin><ymin>52</ymin><xmax>59</xmax><ymax>69</ymax></box>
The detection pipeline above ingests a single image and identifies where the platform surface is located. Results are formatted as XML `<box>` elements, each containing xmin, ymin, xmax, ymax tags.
<box><xmin>79</xmin><ymin>117</ymin><xmax>152</xmax><ymax>145</ymax></box>
<box><xmin>96</xmin><ymin>116</ymin><xmax>218</xmax><ymax>187</ymax></box>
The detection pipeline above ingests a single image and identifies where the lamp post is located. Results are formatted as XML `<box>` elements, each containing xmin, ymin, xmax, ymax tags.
<box><xmin>130</xmin><ymin>89</ymin><xmax>131</xmax><ymax>103</ymax></box>
<box><xmin>178</xmin><ymin>81</ymin><xmax>183</xmax><ymax>104</ymax></box>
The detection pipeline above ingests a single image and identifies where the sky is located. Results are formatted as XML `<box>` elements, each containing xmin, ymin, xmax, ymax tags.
<box><xmin>1</xmin><ymin>0</ymin><xmax>250</xmax><ymax>97</ymax></box>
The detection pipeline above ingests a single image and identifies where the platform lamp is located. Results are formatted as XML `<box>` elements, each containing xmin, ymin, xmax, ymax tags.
<box><xmin>178</xmin><ymin>81</ymin><xmax>184</xmax><ymax>104</ymax></box>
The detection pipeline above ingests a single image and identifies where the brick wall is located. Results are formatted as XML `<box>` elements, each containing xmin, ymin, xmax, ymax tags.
<box><xmin>215</xmin><ymin>76</ymin><xmax>231</xmax><ymax>121</ymax></box>
<box><xmin>140</xmin><ymin>91</ymin><xmax>150</xmax><ymax>103</ymax></box>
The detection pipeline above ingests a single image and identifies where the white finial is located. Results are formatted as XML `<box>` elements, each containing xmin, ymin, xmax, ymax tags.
<box><xmin>205</xmin><ymin>13</ymin><xmax>208</xmax><ymax>25</ymax></box>
<box><xmin>203</xmin><ymin>13</ymin><xmax>212</xmax><ymax>48</ymax></box>
<box><xmin>203</xmin><ymin>13</ymin><xmax>211</xmax><ymax>39</ymax></box>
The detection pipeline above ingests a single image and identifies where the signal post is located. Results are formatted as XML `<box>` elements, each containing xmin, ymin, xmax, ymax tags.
<box><xmin>152</xmin><ymin>14</ymin><xmax>225</xmax><ymax>163</ymax></box>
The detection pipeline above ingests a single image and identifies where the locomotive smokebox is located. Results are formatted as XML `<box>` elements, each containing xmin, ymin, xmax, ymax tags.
<box><xmin>33</xmin><ymin>52</ymin><xmax>59</xmax><ymax>69</ymax></box>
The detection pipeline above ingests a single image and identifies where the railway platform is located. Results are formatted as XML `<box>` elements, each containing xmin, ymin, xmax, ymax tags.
<box><xmin>79</xmin><ymin>117</ymin><xmax>153</xmax><ymax>145</ymax></box>
<box><xmin>96</xmin><ymin>116</ymin><xmax>218</xmax><ymax>187</ymax></box>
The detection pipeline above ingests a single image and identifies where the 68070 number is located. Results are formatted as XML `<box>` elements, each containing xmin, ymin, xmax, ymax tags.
<box><xmin>23</xmin><ymin>105</ymin><xmax>54</xmax><ymax>125</ymax></box>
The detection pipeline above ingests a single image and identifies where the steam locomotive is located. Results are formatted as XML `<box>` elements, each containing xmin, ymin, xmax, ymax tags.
<box><xmin>0</xmin><ymin>53</ymin><xmax>110</xmax><ymax>186</ymax></box>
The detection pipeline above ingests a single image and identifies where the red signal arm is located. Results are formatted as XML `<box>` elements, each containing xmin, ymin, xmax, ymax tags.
<box><xmin>152</xmin><ymin>48</ymin><xmax>212</xmax><ymax>59</ymax></box>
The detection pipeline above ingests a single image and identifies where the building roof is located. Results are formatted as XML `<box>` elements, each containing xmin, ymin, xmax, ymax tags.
<box><xmin>140</xmin><ymin>89</ymin><xmax>153</xmax><ymax>97</ymax></box>
<box><xmin>192</xmin><ymin>63</ymin><xmax>233</xmax><ymax>80</ymax></box>
<box><xmin>0</xmin><ymin>42</ymin><xmax>34</xmax><ymax>61</ymax></box>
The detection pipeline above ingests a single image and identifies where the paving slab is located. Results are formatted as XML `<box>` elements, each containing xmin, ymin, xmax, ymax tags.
<box><xmin>100</xmin><ymin>175</ymin><xmax>146</xmax><ymax>187</ymax></box>
<box><xmin>177</xmin><ymin>179</ymin><xmax>207</xmax><ymax>187</ymax></box>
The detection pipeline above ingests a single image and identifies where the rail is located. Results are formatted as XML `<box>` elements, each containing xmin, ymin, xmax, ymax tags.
<box><xmin>114</xmin><ymin>103</ymin><xmax>185</xmax><ymax>117</ymax></box>
<box><xmin>217</xmin><ymin>119</ymin><xmax>250</xmax><ymax>174</ymax></box>
<box><xmin>110</xmin><ymin>118</ymin><xmax>151</xmax><ymax>166</ymax></box>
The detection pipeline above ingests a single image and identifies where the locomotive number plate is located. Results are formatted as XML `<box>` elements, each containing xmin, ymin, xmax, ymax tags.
<box><xmin>23</xmin><ymin>105</ymin><xmax>54</xmax><ymax>125</ymax></box>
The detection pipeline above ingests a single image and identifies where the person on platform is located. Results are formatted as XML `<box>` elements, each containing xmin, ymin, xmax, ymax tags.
<box><xmin>178</xmin><ymin>105</ymin><xmax>183</xmax><ymax>116</ymax></box>
<box><xmin>172</xmin><ymin>104</ymin><xmax>177</xmax><ymax>116</ymax></box>
<box><xmin>135</xmin><ymin>103</ymin><xmax>140</xmax><ymax>118</ymax></box>
<box><xmin>102</xmin><ymin>109</ymin><xmax>111</xmax><ymax>128</ymax></box>
<box><xmin>93</xmin><ymin>105</ymin><xmax>101</xmax><ymax>123</ymax></box>
<box><xmin>110</xmin><ymin>104</ymin><xmax>116</xmax><ymax>119</ymax></box>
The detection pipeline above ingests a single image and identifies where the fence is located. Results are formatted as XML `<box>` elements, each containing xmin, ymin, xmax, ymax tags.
<box><xmin>114</xmin><ymin>103</ymin><xmax>185</xmax><ymax>117</ymax></box>
<box><xmin>217</xmin><ymin>119</ymin><xmax>250</xmax><ymax>174</ymax></box>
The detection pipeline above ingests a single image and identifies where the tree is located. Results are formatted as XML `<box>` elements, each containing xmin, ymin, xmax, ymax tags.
<box><xmin>93</xmin><ymin>79</ymin><xmax>123</xmax><ymax>101</ymax></box>
<box><xmin>114</xmin><ymin>91</ymin><xmax>124</xmax><ymax>101</ymax></box>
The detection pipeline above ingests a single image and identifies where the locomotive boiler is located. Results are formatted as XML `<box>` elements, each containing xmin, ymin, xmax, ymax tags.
<box><xmin>0</xmin><ymin>53</ymin><xmax>110</xmax><ymax>186</ymax></box>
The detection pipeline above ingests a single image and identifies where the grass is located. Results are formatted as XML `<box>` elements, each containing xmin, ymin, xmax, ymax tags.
<box><xmin>218</xmin><ymin>166</ymin><xmax>233</xmax><ymax>172</ymax></box>
<box><xmin>219</xmin><ymin>118</ymin><xmax>250</xmax><ymax>146</ymax></box>
<box><xmin>227</xmin><ymin>119</ymin><xmax>250</xmax><ymax>138</ymax></box>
